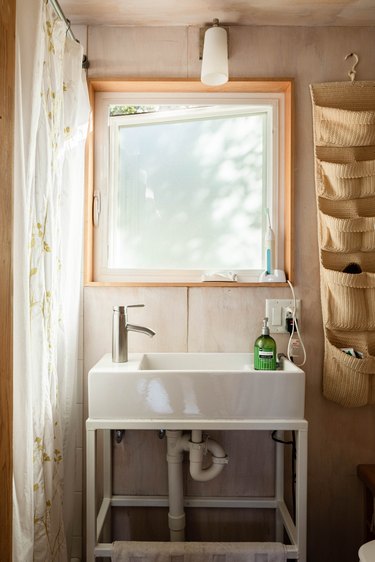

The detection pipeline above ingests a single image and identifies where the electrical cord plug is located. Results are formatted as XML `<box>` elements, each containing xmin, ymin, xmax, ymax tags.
<box><xmin>286</xmin><ymin>317</ymin><xmax>295</xmax><ymax>334</ymax></box>
<box><xmin>285</xmin><ymin>306</ymin><xmax>296</xmax><ymax>334</ymax></box>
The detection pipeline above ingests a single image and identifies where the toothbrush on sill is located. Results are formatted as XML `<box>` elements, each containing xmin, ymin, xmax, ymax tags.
<box><xmin>265</xmin><ymin>208</ymin><xmax>275</xmax><ymax>275</ymax></box>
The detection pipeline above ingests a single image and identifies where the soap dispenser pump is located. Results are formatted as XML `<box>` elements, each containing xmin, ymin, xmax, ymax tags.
<box><xmin>254</xmin><ymin>317</ymin><xmax>277</xmax><ymax>370</ymax></box>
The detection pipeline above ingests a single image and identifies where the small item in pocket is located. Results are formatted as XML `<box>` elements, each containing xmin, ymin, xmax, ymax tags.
<box><xmin>342</xmin><ymin>262</ymin><xmax>362</xmax><ymax>274</ymax></box>
<box><xmin>341</xmin><ymin>347</ymin><xmax>364</xmax><ymax>358</ymax></box>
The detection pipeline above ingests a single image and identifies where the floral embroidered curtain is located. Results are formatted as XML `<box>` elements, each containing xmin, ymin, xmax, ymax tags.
<box><xmin>14</xmin><ymin>1</ymin><xmax>89</xmax><ymax>560</ymax></box>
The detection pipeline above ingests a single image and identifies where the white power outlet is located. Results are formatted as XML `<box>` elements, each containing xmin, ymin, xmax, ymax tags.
<box><xmin>265</xmin><ymin>299</ymin><xmax>301</xmax><ymax>334</ymax></box>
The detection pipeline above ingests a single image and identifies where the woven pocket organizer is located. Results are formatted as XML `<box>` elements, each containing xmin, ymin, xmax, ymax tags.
<box><xmin>311</xmin><ymin>83</ymin><xmax>375</xmax><ymax>406</ymax></box>
<box><xmin>315</xmin><ymin>106</ymin><xmax>375</xmax><ymax>147</ymax></box>
<box><xmin>321</xmin><ymin>250</ymin><xmax>375</xmax><ymax>274</ymax></box>
<box><xmin>320</xmin><ymin>268</ymin><xmax>375</xmax><ymax>331</ymax></box>
<box><xmin>319</xmin><ymin>213</ymin><xmax>375</xmax><ymax>253</ymax></box>
<box><xmin>316</xmin><ymin>158</ymin><xmax>375</xmax><ymax>200</ymax></box>
<box><xmin>323</xmin><ymin>333</ymin><xmax>375</xmax><ymax>407</ymax></box>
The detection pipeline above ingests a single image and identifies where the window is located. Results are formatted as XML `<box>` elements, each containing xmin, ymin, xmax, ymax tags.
<box><xmin>90</xmin><ymin>81</ymin><xmax>292</xmax><ymax>285</ymax></box>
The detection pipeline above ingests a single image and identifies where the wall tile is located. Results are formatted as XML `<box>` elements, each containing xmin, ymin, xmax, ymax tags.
<box><xmin>76</xmin><ymin>359</ymin><xmax>83</xmax><ymax>405</ymax></box>
<box><xmin>78</xmin><ymin>314</ymin><xmax>84</xmax><ymax>361</ymax></box>
<box><xmin>75</xmin><ymin>403</ymin><xmax>83</xmax><ymax>448</ymax></box>
<box><xmin>74</xmin><ymin>446</ymin><xmax>83</xmax><ymax>492</ymax></box>
<box><xmin>70</xmin><ymin>537</ymin><xmax>82</xmax><ymax>560</ymax></box>
<box><xmin>72</xmin><ymin>491</ymin><xmax>82</xmax><ymax>536</ymax></box>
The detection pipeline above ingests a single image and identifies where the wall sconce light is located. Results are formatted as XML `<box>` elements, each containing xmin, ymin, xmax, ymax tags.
<box><xmin>200</xmin><ymin>18</ymin><xmax>229</xmax><ymax>86</ymax></box>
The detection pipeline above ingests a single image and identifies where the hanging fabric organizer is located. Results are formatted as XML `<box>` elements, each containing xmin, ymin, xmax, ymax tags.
<box><xmin>310</xmin><ymin>79</ymin><xmax>375</xmax><ymax>407</ymax></box>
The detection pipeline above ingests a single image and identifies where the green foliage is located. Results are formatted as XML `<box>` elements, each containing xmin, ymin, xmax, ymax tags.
<box><xmin>109</xmin><ymin>105</ymin><xmax>156</xmax><ymax>116</ymax></box>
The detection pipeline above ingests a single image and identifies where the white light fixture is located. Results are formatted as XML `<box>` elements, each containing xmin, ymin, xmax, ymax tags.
<box><xmin>200</xmin><ymin>18</ymin><xmax>229</xmax><ymax>87</ymax></box>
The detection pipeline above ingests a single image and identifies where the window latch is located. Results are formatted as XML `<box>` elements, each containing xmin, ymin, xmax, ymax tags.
<box><xmin>93</xmin><ymin>190</ymin><xmax>101</xmax><ymax>227</ymax></box>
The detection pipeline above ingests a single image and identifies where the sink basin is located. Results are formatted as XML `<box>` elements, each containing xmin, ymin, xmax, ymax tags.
<box><xmin>139</xmin><ymin>352</ymin><xmax>253</xmax><ymax>372</ymax></box>
<box><xmin>88</xmin><ymin>353</ymin><xmax>305</xmax><ymax>421</ymax></box>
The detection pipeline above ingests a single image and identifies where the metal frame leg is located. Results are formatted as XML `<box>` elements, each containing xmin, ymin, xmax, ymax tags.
<box><xmin>275</xmin><ymin>431</ymin><xmax>285</xmax><ymax>542</ymax></box>
<box><xmin>295</xmin><ymin>428</ymin><xmax>308</xmax><ymax>562</ymax></box>
<box><xmin>86</xmin><ymin>428</ymin><xmax>96</xmax><ymax>562</ymax></box>
<box><xmin>102</xmin><ymin>429</ymin><xmax>112</xmax><ymax>542</ymax></box>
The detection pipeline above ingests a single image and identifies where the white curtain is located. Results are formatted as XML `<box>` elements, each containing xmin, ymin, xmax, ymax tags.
<box><xmin>13</xmin><ymin>1</ymin><xmax>89</xmax><ymax>560</ymax></box>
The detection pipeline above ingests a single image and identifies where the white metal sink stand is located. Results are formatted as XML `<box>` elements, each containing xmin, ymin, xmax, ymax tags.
<box><xmin>86</xmin><ymin>417</ymin><xmax>308</xmax><ymax>562</ymax></box>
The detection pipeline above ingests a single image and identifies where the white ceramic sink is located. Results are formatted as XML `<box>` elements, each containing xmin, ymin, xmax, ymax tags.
<box><xmin>88</xmin><ymin>352</ymin><xmax>305</xmax><ymax>421</ymax></box>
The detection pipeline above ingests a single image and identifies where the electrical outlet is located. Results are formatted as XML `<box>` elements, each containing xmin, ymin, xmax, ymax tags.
<box><xmin>265</xmin><ymin>299</ymin><xmax>301</xmax><ymax>334</ymax></box>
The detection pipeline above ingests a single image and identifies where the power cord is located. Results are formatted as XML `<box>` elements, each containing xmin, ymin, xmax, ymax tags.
<box><xmin>286</xmin><ymin>280</ymin><xmax>307</xmax><ymax>367</ymax></box>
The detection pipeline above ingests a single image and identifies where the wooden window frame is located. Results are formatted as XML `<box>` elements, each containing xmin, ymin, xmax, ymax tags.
<box><xmin>84</xmin><ymin>79</ymin><xmax>293</xmax><ymax>287</ymax></box>
<box><xmin>0</xmin><ymin>1</ymin><xmax>15</xmax><ymax>560</ymax></box>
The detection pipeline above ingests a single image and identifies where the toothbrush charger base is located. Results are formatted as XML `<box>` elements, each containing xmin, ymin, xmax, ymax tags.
<box><xmin>259</xmin><ymin>269</ymin><xmax>286</xmax><ymax>283</ymax></box>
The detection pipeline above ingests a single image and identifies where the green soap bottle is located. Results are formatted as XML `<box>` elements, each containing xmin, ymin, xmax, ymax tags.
<box><xmin>254</xmin><ymin>317</ymin><xmax>277</xmax><ymax>370</ymax></box>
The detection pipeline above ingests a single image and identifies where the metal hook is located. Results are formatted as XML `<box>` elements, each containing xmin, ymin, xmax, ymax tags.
<box><xmin>203</xmin><ymin>432</ymin><xmax>209</xmax><ymax>455</ymax></box>
<box><xmin>65</xmin><ymin>17</ymin><xmax>72</xmax><ymax>37</ymax></box>
<box><xmin>345</xmin><ymin>52</ymin><xmax>359</xmax><ymax>82</ymax></box>
<box><xmin>115</xmin><ymin>429</ymin><xmax>125</xmax><ymax>444</ymax></box>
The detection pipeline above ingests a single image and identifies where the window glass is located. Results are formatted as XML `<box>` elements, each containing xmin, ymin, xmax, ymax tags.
<box><xmin>108</xmin><ymin>105</ymin><xmax>270</xmax><ymax>271</ymax></box>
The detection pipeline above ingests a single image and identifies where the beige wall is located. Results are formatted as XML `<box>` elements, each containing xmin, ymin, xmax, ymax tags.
<box><xmin>84</xmin><ymin>25</ymin><xmax>375</xmax><ymax>561</ymax></box>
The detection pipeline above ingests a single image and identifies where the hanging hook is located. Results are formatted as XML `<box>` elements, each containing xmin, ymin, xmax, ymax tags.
<box><xmin>345</xmin><ymin>52</ymin><xmax>359</xmax><ymax>82</ymax></box>
<box><xmin>65</xmin><ymin>17</ymin><xmax>72</xmax><ymax>37</ymax></box>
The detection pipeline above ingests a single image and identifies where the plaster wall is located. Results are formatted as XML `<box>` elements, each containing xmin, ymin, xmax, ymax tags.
<box><xmin>83</xmin><ymin>25</ymin><xmax>375</xmax><ymax>561</ymax></box>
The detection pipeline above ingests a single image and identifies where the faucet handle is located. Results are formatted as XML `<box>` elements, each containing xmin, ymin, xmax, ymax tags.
<box><xmin>125</xmin><ymin>304</ymin><xmax>144</xmax><ymax>321</ymax></box>
<box><xmin>113</xmin><ymin>304</ymin><xmax>145</xmax><ymax>315</ymax></box>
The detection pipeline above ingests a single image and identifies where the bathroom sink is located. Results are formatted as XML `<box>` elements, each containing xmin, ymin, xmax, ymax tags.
<box><xmin>88</xmin><ymin>352</ymin><xmax>305</xmax><ymax>421</ymax></box>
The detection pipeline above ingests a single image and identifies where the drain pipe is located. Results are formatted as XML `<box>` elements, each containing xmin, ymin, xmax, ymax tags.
<box><xmin>189</xmin><ymin>430</ymin><xmax>228</xmax><ymax>482</ymax></box>
<box><xmin>166</xmin><ymin>430</ymin><xmax>190</xmax><ymax>541</ymax></box>
<box><xmin>166</xmin><ymin>430</ymin><xmax>228</xmax><ymax>541</ymax></box>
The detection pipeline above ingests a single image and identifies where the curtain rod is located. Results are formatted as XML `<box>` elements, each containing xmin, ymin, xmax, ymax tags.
<box><xmin>49</xmin><ymin>0</ymin><xmax>90</xmax><ymax>69</ymax></box>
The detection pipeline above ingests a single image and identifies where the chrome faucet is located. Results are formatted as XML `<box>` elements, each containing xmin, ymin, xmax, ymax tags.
<box><xmin>112</xmin><ymin>304</ymin><xmax>155</xmax><ymax>363</ymax></box>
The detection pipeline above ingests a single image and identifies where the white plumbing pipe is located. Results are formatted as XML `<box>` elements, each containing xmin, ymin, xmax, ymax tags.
<box><xmin>166</xmin><ymin>430</ymin><xmax>189</xmax><ymax>541</ymax></box>
<box><xmin>189</xmin><ymin>430</ymin><xmax>228</xmax><ymax>482</ymax></box>
<box><xmin>166</xmin><ymin>430</ymin><xmax>228</xmax><ymax>541</ymax></box>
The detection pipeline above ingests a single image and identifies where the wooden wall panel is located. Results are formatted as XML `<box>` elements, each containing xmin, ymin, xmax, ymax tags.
<box><xmin>0</xmin><ymin>0</ymin><xmax>15</xmax><ymax>560</ymax></box>
<box><xmin>88</xmin><ymin>26</ymin><xmax>188</xmax><ymax>78</ymax></box>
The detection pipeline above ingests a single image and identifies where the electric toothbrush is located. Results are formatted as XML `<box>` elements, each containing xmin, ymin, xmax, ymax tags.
<box><xmin>265</xmin><ymin>208</ymin><xmax>275</xmax><ymax>275</ymax></box>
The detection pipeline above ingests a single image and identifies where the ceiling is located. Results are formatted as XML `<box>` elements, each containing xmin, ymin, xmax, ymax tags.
<box><xmin>59</xmin><ymin>0</ymin><xmax>375</xmax><ymax>27</ymax></box>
